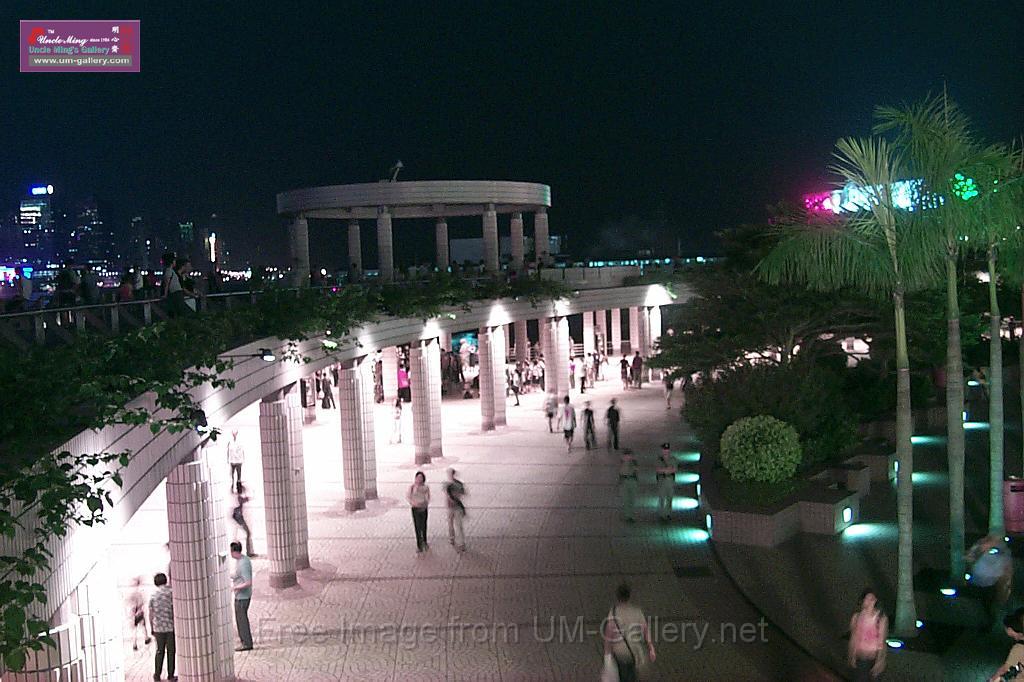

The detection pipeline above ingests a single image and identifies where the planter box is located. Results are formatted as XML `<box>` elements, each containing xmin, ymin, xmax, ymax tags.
<box><xmin>708</xmin><ymin>504</ymin><xmax>799</xmax><ymax>547</ymax></box>
<box><xmin>845</xmin><ymin>452</ymin><xmax>895</xmax><ymax>483</ymax></box>
<box><xmin>810</xmin><ymin>462</ymin><xmax>871</xmax><ymax>497</ymax></box>
<box><xmin>797</xmin><ymin>486</ymin><xmax>860</xmax><ymax>534</ymax></box>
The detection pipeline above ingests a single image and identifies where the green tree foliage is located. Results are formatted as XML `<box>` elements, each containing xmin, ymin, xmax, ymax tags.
<box><xmin>684</xmin><ymin>361</ymin><xmax>857</xmax><ymax>469</ymax></box>
<box><xmin>720</xmin><ymin>415</ymin><xmax>802</xmax><ymax>483</ymax></box>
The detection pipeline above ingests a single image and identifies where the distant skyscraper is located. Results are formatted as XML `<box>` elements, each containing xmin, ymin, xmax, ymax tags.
<box><xmin>18</xmin><ymin>185</ymin><xmax>57</xmax><ymax>264</ymax></box>
<box><xmin>128</xmin><ymin>215</ymin><xmax>158</xmax><ymax>269</ymax></box>
<box><xmin>67</xmin><ymin>198</ymin><xmax>115</xmax><ymax>266</ymax></box>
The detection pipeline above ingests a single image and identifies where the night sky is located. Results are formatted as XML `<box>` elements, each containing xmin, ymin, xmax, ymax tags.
<box><xmin>2</xmin><ymin>2</ymin><xmax>1021</xmax><ymax>266</ymax></box>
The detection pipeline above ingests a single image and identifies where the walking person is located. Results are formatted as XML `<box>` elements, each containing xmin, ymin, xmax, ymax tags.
<box><xmin>230</xmin><ymin>542</ymin><xmax>254</xmax><ymax>651</ymax></box>
<box><xmin>559</xmin><ymin>396</ymin><xmax>577</xmax><ymax>452</ymax></box>
<box><xmin>128</xmin><ymin>576</ymin><xmax>152</xmax><ymax>650</ymax></box>
<box><xmin>321</xmin><ymin>370</ymin><xmax>336</xmax><ymax>409</ymax></box>
<box><xmin>226</xmin><ymin>429</ymin><xmax>244</xmax><ymax>493</ymax></box>
<box><xmin>149</xmin><ymin>572</ymin><xmax>176</xmax><ymax>681</ymax></box>
<box><xmin>407</xmin><ymin>471</ymin><xmax>431</xmax><ymax>553</ymax></box>
<box><xmin>967</xmin><ymin>534</ymin><xmax>1014</xmax><ymax>631</ymax></box>
<box><xmin>848</xmin><ymin>588</ymin><xmax>886</xmax><ymax>681</ymax></box>
<box><xmin>568</xmin><ymin>358</ymin><xmax>576</xmax><ymax>390</ymax></box>
<box><xmin>231</xmin><ymin>485</ymin><xmax>255</xmax><ymax>557</ymax></box>
<box><xmin>631</xmin><ymin>352</ymin><xmax>644</xmax><ymax>389</ymax></box>
<box><xmin>508</xmin><ymin>367</ymin><xmax>521</xmax><ymax>406</ymax></box>
<box><xmin>606</xmin><ymin>399</ymin><xmax>621</xmax><ymax>451</ymax></box>
<box><xmin>620</xmin><ymin>356</ymin><xmax>631</xmax><ymax>390</ymax></box>
<box><xmin>663</xmin><ymin>374</ymin><xmax>675</xmax><ymax>409</ymax></box>
<box><xmin>655</xmin><ymin>443</ymin><xmax>677</xmax><ymax>522</ymax></box>
<box><xmin>603</xmin><ymin>582</ymin><xmax>655</xmax><ymax>682</ymax></box>
<box><xmin>390</xmin><ymin>397</ymin><xmax>404</xmax><ymax>444</ymax></box>
<box><xmin>444</xmin><ymin>468</ymin><xmax>467</xmax><ymax>552</ymax></box>
<box><xmin>619</xmin><ymin>451</ymin><xmax>639</xmax><ymax>522</ymax></box>
<box><xmin>544</xmin><ymin>393</ymin><xmax>558</xmax><ymax>433</ymax></box>
<box><xmin>582</xmin><ymin>401</ymin><xmax>597</xmax><ymax>450</ymax></box>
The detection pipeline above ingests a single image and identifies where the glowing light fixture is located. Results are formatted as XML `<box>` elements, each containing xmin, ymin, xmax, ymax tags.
<box><xmin>842</xmin><ymin>507</ymin><xmax>852</xmax><ymax>523</ymax></box>
<box><xmin>885</xmin><ymin>638</ymin><xmax>904</xmax><ymax>649</ymax></box>
<box><xmin>705</xmin><ymin>514</ymin><xmax>712</xmax><ymax>533</ymax></box>
<box><xmin>951</xmin><ymin>173</ymin><xmax>979</xmax><ymax>201</ymax></box>
<box><xmin>964</xmin><ymin>421</ymin><xmax>989</xmax><ymax>431</ymax></box>
<box><xmin>673</xmin><ymin>497</ymin><xmax>699</xmax><ymax>511</ymax></box>
<box><xmin>676</xmin><ymin>472</ymin><xmax>700</xmax><ymax>484</ymax></box>
<box><xmin>676</xmin><ymin>451</ymin><xmax>701</xmax><ymax>463</ymax></box>
<box><xmin>915</xmin><ymin>620</ymin><xmax>923</xmax><ymax>629</ymax></box>
<box><xmin>259</xmin><ymin>348</ymin><xmax>276</xmax><ymax>363</ymax></box>
<box><xmin>939</xmin><ymin>587</ymin><xmax>957</xmax><ymax>597</ymax></box>
<box><xmin>322</xmin><ymin>339</ymin><xmax>338</xmax><ymax>350</ymax></box>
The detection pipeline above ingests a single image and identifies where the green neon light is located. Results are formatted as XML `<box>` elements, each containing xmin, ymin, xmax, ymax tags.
<box><xmin>951</xmin><ymin>172</ymin><xmax>979</xmax><ymax>201</ymax></box>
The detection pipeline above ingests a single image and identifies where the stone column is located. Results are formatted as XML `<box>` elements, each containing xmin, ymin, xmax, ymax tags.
<box><xmin>165</xmin><ymin>452</ymin><xmax>235</xmax><ymax>681</ymax></box>
<box><xmin>4</xmin><ymin>623</ymin><xmax>84</xmax><ymax>681</ymax></box>
<box><xmin>611</xmin><ymin>308</ymin><xmax>623</xmax><ymax>356</ymax></box>
<box><xmin>286</xmin><ymin>390</ymin><xmax>311</xmax><ymax>570</ymax></box>
<box><xmin>650</xmin><ymin>305</ymin><xmax>662</xmax><ymax>352</ymax></box>
<box><xmin>359</xmin><ymin>357</ymin><xmax>378</xmax><ymax>500</ymax></box>
<box><xmin>595</xmin><ymin>309</ymin><xmax>608</xmax><ymax>355</ymax></box>
<box><xmin>534</xmin><ymin>208</ymin><xmax>550</xmax><ymax>265</ymax></box>
<box><xmin>628</xmin><ymin>307</ymin><xmax>641</xmax><ymax>354</ymax></box>
<box><xmin>479</xmin><ymin>327</ymin><xmax>496</xmax><ymax>431</ymax></box>
<box><xmin>301</xmin><ymin>377</ymin><xmax>317</xmax><ymax>424</ymax></box>
<box><xmin>338</xmin><ymin>361</ymin><xmax>367</xmax><ymax>511</ymax></box>
<box><xmin>556</xmin><ymin>316</ymin><xmax>571</xmax><ymax>397</ymax></box>
<box><xmin>426</xmin><ymin>337</ymin><xmax>444</xmax><ymax>459</ymax></box>
<box><xmin>515</xmin><ymin>319</ymin><xmax>529</xmax><ymax>363</ymax></box>
<box><xmin>503</xmin><ymin>324</ymin><xmax>511</xmax><ymax>363</ymax></box>
<box><xmin>381</xmin><ymin>346</ymin><xmax>399</xmax><ymax>402</ymax></box>
<box><xmin>438</xmin><ymin>329</ymin><xmax>452</xmax><ymax>355</ymax></box>
<box><xmin>492</xmin><ymin>325</ymin><xmax>508</xmax><ymax>427</ymax></box>
<box><xmin>510</xmin><ymin>212</ymin><xmax>525</xmax><ymax>271</ymax></box>
<box><xmin>435</xmin><ymin>218</ymin><xmax>450</xmax><ymax>271</ymax></box>
<box><xmin>482</xmin><ymin>204</ymin><xmax>499</xmax><ymax>274</ymax></box>
<box><xmin>542</xmin><ymin>317</ymin><xmax>558</xmax><ymax>396</ymax></box>
<box><xmin>410</xmin><ymin>340</ymin><xmax>433</xmax><ymax>464</ymax></box>
<box><xmin>376</xmin><ymin>207</ymin><xmax>394</xmax><ymax>282</ymax></box>
<box><xmin>290</xmin><ymin>216</ymin><xmax>310</xmax><ymax>287</ymax></box>
<box><xmin>583</xmin><ymin>311</ymin><xmax>595</xmax><ymax>357</ymax></box>
<box><xmin>348</xmin><ymin>219</ymin><xmax>362</xmax><ymax>278</ymax></box>
<box><xmin>259</xmin><ymin>396</ymin><xmax>298</xmax><ymax>588</ymax></box>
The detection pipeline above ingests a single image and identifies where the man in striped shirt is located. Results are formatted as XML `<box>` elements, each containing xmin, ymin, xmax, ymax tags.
<box><xmin>149</xmin><ymin>573</ymin><xmax>176</xmax><ymax>681</ymax></box>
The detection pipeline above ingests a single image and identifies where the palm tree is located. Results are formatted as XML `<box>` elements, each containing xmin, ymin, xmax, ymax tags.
<box><xmin>966</xmin><ymin>145</ymin><xmax>1024</xmax><ymax>535</ymax></box>
<box><xmin>873</xmin><ymin>94</ymin><xmax>980</xmax><ymax>580</ymax></box>
<box><xmin>758</xmin><ymin>137</ymin><xmax>943</xmax><ymax>637</ymax></box>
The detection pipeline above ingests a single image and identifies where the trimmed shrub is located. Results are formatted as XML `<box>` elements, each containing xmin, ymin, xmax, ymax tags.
<box><xmin>720</xmin><ymin>415</ymin><xmax>802</xmax><ymax>484</ymax></box>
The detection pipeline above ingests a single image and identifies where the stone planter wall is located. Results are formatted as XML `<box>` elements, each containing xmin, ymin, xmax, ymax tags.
<box><xmin>709</xmin><ymin>505</ymin><xmax>800</xmax><ymax>547</ymax></box>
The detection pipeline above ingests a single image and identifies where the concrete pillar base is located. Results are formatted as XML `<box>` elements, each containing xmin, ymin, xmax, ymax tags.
<box><xmin>295</xmin><ymin>553</ymin><xmax>311</xmax><ymax>571</ymax></box>
<box><xmin>345</xmin><ymin>499</ymin><xmax>366</xmax><ymax>512</ymax></box>
<box><xmin>269</xmin><ymin>572</ymin><xmax>298</xmax><ymax>589</ymax></box>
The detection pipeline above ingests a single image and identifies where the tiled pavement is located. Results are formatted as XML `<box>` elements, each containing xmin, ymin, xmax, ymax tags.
<box><xmin>115</xmin><ymin>376</ymin><xmax>837</xmax><ymax>680</ymax></box>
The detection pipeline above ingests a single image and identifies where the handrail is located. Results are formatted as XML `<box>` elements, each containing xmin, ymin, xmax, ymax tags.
<box><xmin>0</xmin><ymin>265</ymin><xmax>663</xmax><ymax>349</ymax></box>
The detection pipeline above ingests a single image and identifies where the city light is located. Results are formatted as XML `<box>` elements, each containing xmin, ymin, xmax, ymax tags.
<box><xmin>30</xmin><ymin>184</ymin><xmax>53</xmax><ymax>195</ymax></box>
<box><xmin>951</xmin><ymin>173</ymin><xmax>979</xmax><ymax>201</ymax></box>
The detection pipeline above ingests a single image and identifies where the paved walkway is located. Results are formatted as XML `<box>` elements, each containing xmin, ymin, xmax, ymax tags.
<box><xmin>115</xmin><ymin>375</ymin><xmax>835</xmax><ymax>680</ymax></box>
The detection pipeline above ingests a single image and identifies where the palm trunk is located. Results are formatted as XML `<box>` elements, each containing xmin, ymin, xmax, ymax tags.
<box><xmin>1020</xmin><ymin>283</ymin><xmax>1024</xmax><ymax>477</ymax></box>
<box><xmin>893</xmin><ymin>288</ymin><xmax>918</xmax><ymax>636</ymax></box>
<box><xmin>945</xmin><ymin>254</ymin><xmax>966</xmax><ymax>581</ymax></box>
<box><xmin>989</xmin><ymin>248</ymin><xmax>1005</xmax><ymax>534</ymax></box>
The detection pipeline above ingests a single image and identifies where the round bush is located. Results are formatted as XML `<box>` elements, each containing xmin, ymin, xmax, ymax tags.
<box><xmin>719</xmin><ymin>415</ymin><xmax>802</xmax><ymax>483</ymax></box>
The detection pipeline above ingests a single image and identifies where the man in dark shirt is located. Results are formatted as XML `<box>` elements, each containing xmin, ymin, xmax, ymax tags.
<box><xmin>605</xmin><ymin>399</ymin><xmax>621</xmax><ymax>451</ymax></box>
<box><xmin>583</xmin><ymin>401</ymin><xmax>597</xmax><ymax>450</ymax></box>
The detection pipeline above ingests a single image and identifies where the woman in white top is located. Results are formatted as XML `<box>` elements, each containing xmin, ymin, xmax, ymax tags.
<box><xmin>603</xmin><ymin>582</ymin><xmax>655</xmax><ymax>681</ymax></box>
<box><xmin>406</xmin><ymin>471</ymin><xmax>431</xmax><ymax>553</ymax></box>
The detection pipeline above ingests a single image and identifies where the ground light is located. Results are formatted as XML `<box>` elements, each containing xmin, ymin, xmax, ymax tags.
<box><xmin>965</xmin><ymin>573</ymin><xmax>972</xmax><ymax>581</ymax></box>
<box><xmin>675</xmin><ymin>451</ymin><xmax>700</xmax><ymax>463</ymax></box>
<box><xmin>676</xmin><ymin>472</ymin><xmax>700</xmax><ymax>484</ymax></box>
<box><xmin>705</xmin><ymin>514</ymin><xmax>712</xmax><ymax>534</ymax></box>
<box><xmin>673</xmin><ymin>497</ymin><xmax>699</xmax><ymax>511</ymax></box>
<box><xmin>886</xmin><ymin>638</ymin><xmax>904</xmax><ymax>649</ymax></box>
<box><xmin>912</xmin><ymin>471</ymin><xmax>945</xmax><ymax>485</ymax></box>
<box><xmin>842</xmin><ymin>523</ymin><xmax>897</xmax><ymax>541</ymax></box>
<box><xmin>964</xmin><ymin>421</ymin><xmax>989</xmax><ymax>431</ymax></box>
<box><xmin>842</xmin><ymin>507</ymin><xmax>853</xmax><ymax>523</ymax></box>
<box><xmin>910</xmin><ymin>435</ymin><xmax>944</xmax><ymax>446</ymax></box>
<box><xmin>259</xmin><ymin>348</ymin><xmax>276</xmax><ymax>362</ymax></box>
<box><xmin>695</xmin><ymin>483</ymin><xmax>702</xmax><ymax>497</ymax></box>
<box><xmin>915</xmin><ymin>620</ymin><xmax>923</xmax><ymax>629</ymax></box>
<box><xmin>664</xmin><ymin>527</ymin><xmax>710</xmax><ymax>544</ymax></box>
<box><xmin>940</xmin><ymin>587</ymin><xmax>957</xmax><ymax>597</ymax></box>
